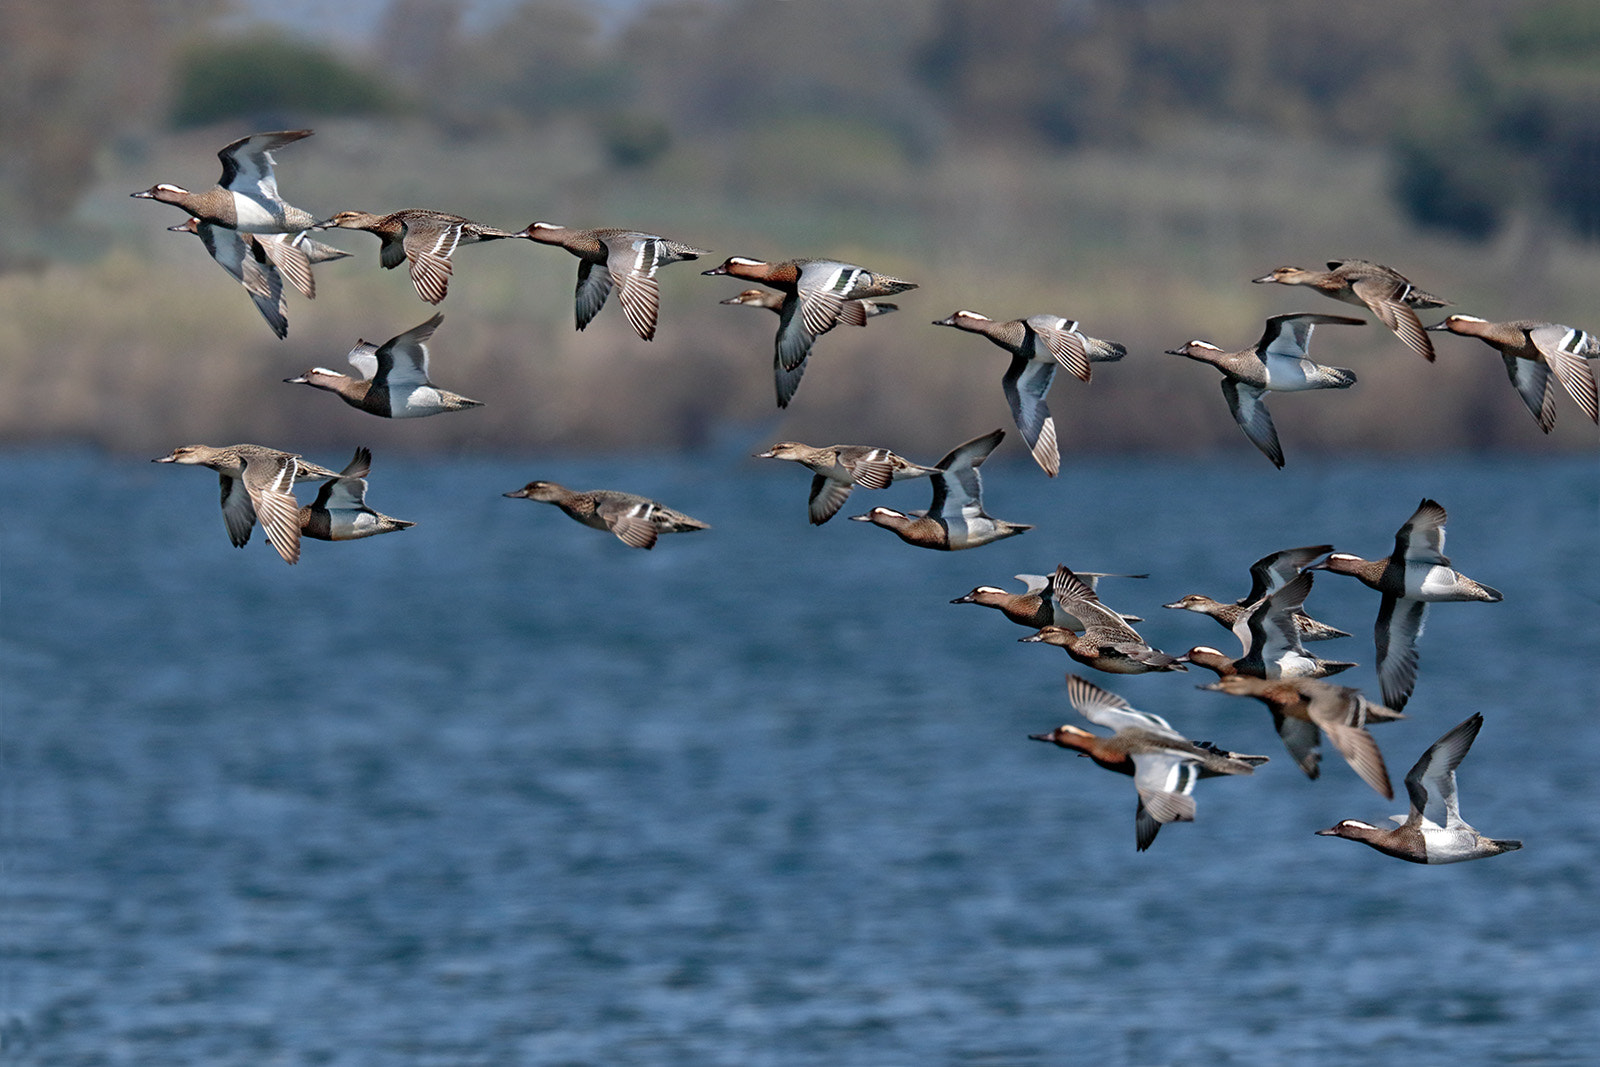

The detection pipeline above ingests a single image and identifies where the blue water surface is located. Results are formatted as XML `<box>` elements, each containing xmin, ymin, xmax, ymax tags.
<box><xmin>4</xmin><ymin>445</ymin><xmax>1597</xmax><ymax>1066</ymax></box>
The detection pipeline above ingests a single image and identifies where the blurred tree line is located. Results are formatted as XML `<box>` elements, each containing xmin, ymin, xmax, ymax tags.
<box><xmin>3</xmin><ymin>0</ymin><xmax>1598</xmax><ymax>265</ymax></box>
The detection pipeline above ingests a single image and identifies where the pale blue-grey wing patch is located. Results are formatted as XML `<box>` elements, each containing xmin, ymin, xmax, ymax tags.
<box><xmin>926</xmin><ymin>428</ymin><xmax>1003</xmax><ymax>518</ymax></box>
<box><xmin>1375</xmin><ymin>595</ymin><xmax>1426</xmax><ymax>711</ymax></box>
<box><xmin>1395</xmin><ymin>499</ymin><xmax>1449</xmax><ymax>565</ymax></box>
<box><xmin>1406</xmin><ymin>713</ymin><xmax>1481</xmax><ymax>828</ymax></box>
<box><xmin>218</xmin><ymin>473</ymin><xmax>257</xmax><ymax>548</ymax></box>
<box><xmin>216</xmin><ymin>130</ymin><xmax>308</xmax><ymax>201</ymax></box>
<box><xmin>1259</xmin><ymin>314</ymin><xmax>1317</xmax><ymax>361</ymax></box>
<box><xmin>378</xmin><ymin>312</ymin><xmax>443</xmax><ymax>389</ymax></box>
<box><xmin>1016</xmin><ymin>574</ymin><xmax>1051</xmax><ymax>596</ymax></box>
<box><xmin>313</xmin><ymin>448</ymin><xmax>373</xmax><ymax>510</ymax></box>
<box><xmin>346</xmin><ymin>340</ymin><xmax>382</xmax><ymax>381</ymax></box>
<box><xmin>1274</xmin><ymin>713</ymin><xmax>1323</xmax><ymax>779</ymax></box>
<box><xmin>1245</xmin><ymin>544</ymin><xmax>1333</xmax><ymax>603</ymax></box>
<box><xmin>1132</xmin><ymin>755</ymin><xmax>1198</xmax><ymax>823</ymax></box>
<box><xmin>1243</xmin><ymin>571</ymin><xmax>1314</xmax><ymax>673</ymax></box>
<box><xmin>575</xmin><ymin>260</ymin><xmax>615</xmax><ymax>331</ymax></box>
<box><xmin>1003</xmin><ymin>355</ymin><xmax>1060</xmax><ymax>477</ymax></box>
<box><xmin>1222</xmin><ymin>380</ymin><xmax>1283</xmax><ymax>468</ymax></box>
<box><xmin>807</xmin><ymin>474</ymin><xmax>853</xmax><ymax>525</ymax></box>
<box><xmin>317</xmin><ymin>473</ymin><xmax>370</xmax><ymax>514</ymax></box>
<box><xmin>1501</xmin><ymin>354</ymin><xmax>1556</xmax><ymax>432</ymax></box>
<box><xmin>773</xmin><ymin>294</ymin><xmax>815</xmax><ymax>374</ymax></box>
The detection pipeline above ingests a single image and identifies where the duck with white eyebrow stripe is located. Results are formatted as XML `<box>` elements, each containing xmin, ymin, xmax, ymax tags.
<box><xmin>1316</xmin><ymin>713</ymin><xmax>1522</xmax><ymax>864</ymax></box>
<box><xmin>704</xmin><ymin>255</ymin><xmax>918</xmax><ymax>407</ymax></box>
<box><xmin>848</xmin><ymin>428</ymin><xmax>1029</xmax><ymax>550</ymax></box>
<box><xmin>933</xmin><ymin>309</ymin><xmax>1126</xmax><ymax>477</ymax></box>
<box><xmin>1167</xmin><ymin>312</ymin><xmax>1363</xmax><ymax>468</ymax></box>
<box><xmin>132</xmin><ymin>130</ymin><xmax>319</xmax><ymax>234</ymax></box>
<box><xmin>285</xmin><ymin>313</ymin><xmax>483</xmax><ymax>419</ymax></box>
<box><xmin>1306</xmin><ymin>498</ymin><xmax>1502</xmax><ymax>711</ymax></box>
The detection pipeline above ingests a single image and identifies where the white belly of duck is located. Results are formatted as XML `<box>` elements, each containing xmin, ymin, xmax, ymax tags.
<box><xmin>393</xmin><ymin>386</ymin><xmax>450</xmax><ymax>418</ymax></box>
<box><xmin>1261</xmin><ymin>355</ymin><xmax>1322</xmax><ymax>391</ymax></box>
<box><xmin>229</xmin><ymin>193</ymin><xmax>282</xmax><ymax>233</ymax></box>
<box><xmin>1408</xmin><ymin>563</ymin><xmax>1476</xmax><ymax>600</ymax></box>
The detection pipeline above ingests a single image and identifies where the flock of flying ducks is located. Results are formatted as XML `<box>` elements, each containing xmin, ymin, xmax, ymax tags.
<box><xmin>134</xmin><ymin>129</ymin><xmax>1582</xmax><ymax>861</ymax></box>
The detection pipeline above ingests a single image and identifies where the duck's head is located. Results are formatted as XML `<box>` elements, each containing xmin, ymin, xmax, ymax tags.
<box><xmin>313</xmin><ymin>210</ymin><xmax>377</xmax><ymax>230</ymax></box>
<box><xmin>1165</xmin><ymin>339</ymin><xmax>1224</xmax><ymax>359</ymax></box>
<box><xmin>131</xmin><ymin>183</ymin><xmax>190</xmax><ymax>203</ymax></box>
<box><xmin>152</xmin><ymin>444</ymin><xmax>217</xmax><ymax>465</ymax></box>
<box><xmin>702</xmin><ymin>255</ymin><xmax>767</xmax><ymax>277</ymax></box>
<box><xmin>503</xmin><ymin>481</ymin><xmax>569</xmax><ymax>502</ymax></box>
<box><xmin>931</xmin><ymin>309</ymin><xmax>990</xmax><ymax>329</ymax></box>
<box><xmin>753</xmin><ymin>441</ymin><xmax>809</xmax><ymax>461</ymax></box>
<box><xmin>1424</xmin><ymin>314</ymin><xmax>1487</xmax><ymax>334</ymax></box>
<box><xmin>722</xmin><ymin>289</ymin><xmax>781</xmax><ymax>309</ymax></box>
<box><xmin>1028</xmin><ymin>724</ymin><xmax>1095</xmax><ymax>747</ymax></box>
<box><xmin>284</xmin><ymin>367</ymin><xmax>349</xmax><ymax>387</ymax></box>
<box><xmin>1251</xmin><ymin>266</ymin><xmax>1310</xmax><ymax>285</ymax></box>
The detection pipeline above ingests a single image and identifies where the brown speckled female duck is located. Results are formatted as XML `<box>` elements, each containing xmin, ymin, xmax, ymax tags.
<box><xmin>1200</xmin><ymin>674</ymin><xmax>1403</xmax><ymax>799</ymax></box>
<box><xmin>153</xmin><ymin>443</ymin><xmax>340</xmax><ymax>565</ymax></box>
<box><xmin>316</xmin><ymin>208</ymin><xmax>532</xmax><ymax>304</ymax></box>
<box><xmin>1252</xmin><ymin>259</ymin><xmax>1448</xmax><ymax>361</ymax></box>
<box><xmin>503</xmin><ymin>481</ymin><xmax>710</xmax><ymax>550</ymax></box>
<box><xmin>526</xmin><ymin>222</ymin><xmax>709</xmax><ymax>340</ymax></box>
<box><xmin>1019</xmin><ymin>567</ymin><xmax>1185</xmax><ymax>675</ymax></box>
<box><xmin>754</xmin><ymin>441</ymin><xmax>937</xmax><ymax>525</ymax></box>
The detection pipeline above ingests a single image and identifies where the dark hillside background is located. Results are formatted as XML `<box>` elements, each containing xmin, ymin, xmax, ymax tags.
<box><xmin>3</xmin><ymin>0</ymin><xmax>1597</xmax><ymax>456</ymax></box>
